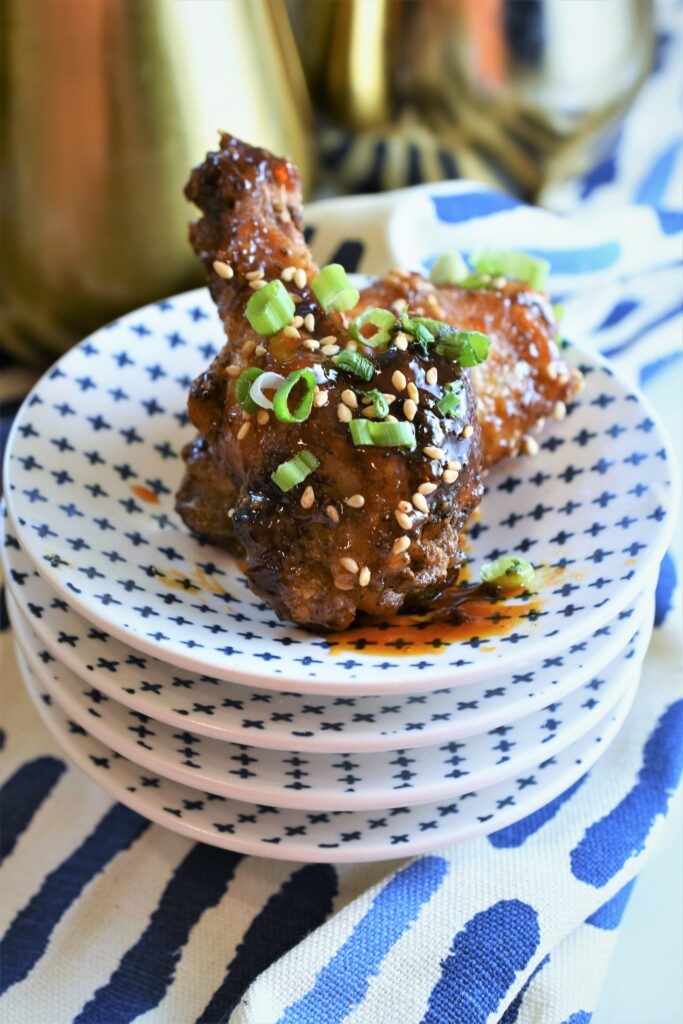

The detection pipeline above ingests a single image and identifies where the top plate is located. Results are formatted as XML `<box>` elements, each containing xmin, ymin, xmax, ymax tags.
<box><xmin>3</xmin><ymin>287</ymin><xmax>677</xmax><ymax>694</ymax></box>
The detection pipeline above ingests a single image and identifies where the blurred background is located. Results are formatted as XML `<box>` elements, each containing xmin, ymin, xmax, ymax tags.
<box><xmin>0</xmin><ymin>0</ymin><xmax>679</xmax><ymax>366</ymax></box>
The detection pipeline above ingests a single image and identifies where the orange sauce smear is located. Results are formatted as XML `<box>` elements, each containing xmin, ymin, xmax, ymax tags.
<box><xmin>130</xmin><ymin>484</ymin><xmax>160</xmax><ymax>505</ymax></box>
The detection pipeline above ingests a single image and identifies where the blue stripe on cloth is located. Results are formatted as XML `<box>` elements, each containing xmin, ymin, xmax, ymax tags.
<box><xmin>602</xmin><ymin>301</ymin><xmax>683</xmax><ymax>358</ymax></box>
<box><xmin>277</xmin><ymin>856</ymin><xmax>448</xmax><ymax>1024</ymax></box>
<box><xmin>421</xmin><ymin>900</ymin><xmax>541</xmax><ymax>1024</ymax></box>
<box><xmin>525</xmin><ymin>243</ymin><xmax>621</xmax><ymax>275</ymax></box>
<box><xmin>634</xmin><ymin>139</ymin><xmax>683</xmax><ymax>206</ymax></box>
<box><xmin>0</xmin><ymin>757</ymin><xmax>66</xmax><ymax>866</ymax></box>
<box><xmin>0</xmin><ymin>803</ymin><xmax>149</xmax><ymax>994</ymax></box>
<box><xmin>431</xmin><ymin>192</ymin><xmax>521</xmax><ymax>222</ymax></box>
<box><xmin>654</xmin><ymin>551</ymin><xmax>678</xmax><ymax>627</ymax></box>
<box><xmin>0</xmin><ymin>585</ymin><xmax>8</xmax><ymax>632</ymax></box>
<box><xmin>585</xmin><ymin>880</ymin><xmax>636</xmax><ymax>930</ymax></box>
<box><xmin>639</xmin><ymin>350</ymin><xmax>683</xmax><ymax>388</ymax></box>
<box><xmin>579</xmin><ymin>152</ymin><xmax>619</xmax><ymax>200</ymax></box>
<box><xmin>561</xmin><ymin>1013</ymin><xmax>592</xmax><ymax>1024</ymax></box>
<box><xmin>654</xmin><ymin>209</ymin><xmax>683</xmax><ymax>234</ymax></box>
<box><xmin>197</xmin><ymin>864</ymin><xmax>337</xmax><ymax>1024</ymax></box>
<box><xmin>498</xmin><ymin>955</ymin><xmax>550</xmax><ymax>1024</ymax></box>
<box><xmin>596</xmin><ymin>299</ymin><xmax>640</xmax><ymax>331</ymax></box>
<box><xmin>571</xmin><ymin>700</ymin><xmax>683</xmax><ymax>887</ymax></box>
<box><xmin>74</xmin><ymin>844</ymin><xmax>243</xmax><ymax>1024</ymax></box>
<box><xmin>488</xmin><ymin>776</ymin><xmax>587</xmax><ymax>848</ymax></box>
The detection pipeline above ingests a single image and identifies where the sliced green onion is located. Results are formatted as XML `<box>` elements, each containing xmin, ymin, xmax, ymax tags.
<box><xmin>436</xmin><ymin>380</ymin><xmax>464</xmax><ymax>417</ymax></box>
<box><xmin>435</xmin><ymin>329</ymin><xmax>490</xmax><ymax>367</ymax></box>
<box><xmin>553</xmin><ymin>302</ymin><xmax>565</xmax><ymax>322</ymax></box>
<box><xmin>272</xmin><ymin>368</ymin><xmax>317</xmax><ymax>424</ymax></box>
<box><xmin>271</xmin><ymin>450</ymin><xmax>319</xmax><ymax>492</ymax></box>
<box><xmin>311</xmin><ymin>263</ymin><xmax>360</xmax><ymax>313</ymax></box>
<box><xmin>236</xmin><ymin>368</ymin><xmax>264</xmax><ymax>413</ymax></box>
<box><xmin>360</xmin><ymin>388</ymin><xmax>389</xmax><ymax>418</ymax></box>
<box><xmin>332</xmin><ymin>350</ymin><xmax>374</xmax><ymax>381</ymax></box>
<box><xmin>429</xmin><ymin>250</ymin><xmax>469</xmax><ymax>287</ymax></box>
<box><xmin>470</xmin><ymin>249</ymin><xmax>550</xmax><ymax>291</ymax></box>
<box><xmin>349</xmin><ymin>420</ymin><xmax>416</xmax><ymax>448</ymax></box>
<box><xmin>458</xmin><ymin>274</ymin><xmax>492</xmax><ymax>290</ymax></box>
<box><xmin>349</xmin><ymin>307</ymin><xmax>396</xmax><ymax>349</ymax></box>
<box><xmin>246</xmin><ymin>279</ymin><xmax>296</xmax><ymax>335</ymax></box>
<box><xmin>480</xmin><ymin>556</ymin><xmax>535</xmax><ymax>589</ymax></box>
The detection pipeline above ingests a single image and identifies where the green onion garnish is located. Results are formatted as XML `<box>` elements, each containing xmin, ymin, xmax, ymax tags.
<box><xmin>480</xmin><ymin>556</ymin><xmax>535</xmax><ymax>589</ymax></box>
<box><xmin>470</xmin><ymin>249</ymin><xmax>550</xmax><ymax>291</ymax></box>
<box><xmin>311</xmin><ymin>264</ymin><xmax>360</xmax><ymax>313</ymax></box>
<box><xmin>553</xmin><ymin>302</ymin><xmax>565</xmax><ymax>321</ymax></box>
<box><xmin>349</xmin><ymin>420</ymin><xmax>416</xmax><ymax>448</ymax></box>
<box><xmin>271</xmin><ymin>450</ymin><xmax>319</xmax><ymax>492</ymax></box>
<box><xmin>360</xmin><ymin>388</ymin><xmax>389</xmax><ymax>418</ymax></box>
<box><xmin>246</xmin><ymin>279</ymin><xmax>296</xmax><ymax>335</ymax></box>
<box><xmin>332</xmin><ymin>351</ymin><xmax>374</xmax><ymax>381</ymax></box>
<box><xmin>436</xmin><ymin>380</ymin><xmax>464</xmax><ymax>417</ymax></box>
<box><xmin>349</xmin><ymin>307</ymin><xmax>396</xmax><ymax>349</ymax></box>
<box><xmin>429</xmin><ymin>250</ymin><xmax>469</xmax><ymax>287</ymax></box>
<box><xmin>272</xmin><ymin>368</ymin><xmax>317</xmax><ymax>423</ymax></box>
<box><xmin>236</xmin><ymin>367</ymin><xmax>264</xmax><ymax>413</ymax></box>
<box><xmin>435</xmin><ymin>330</ymin><xmax>490</xmax><ymax>367</ymax></box>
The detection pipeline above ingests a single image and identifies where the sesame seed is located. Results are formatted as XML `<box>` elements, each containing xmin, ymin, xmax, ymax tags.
<box><xmin>322</xmin><ymin>343</ymin><xmax>340</xmax><ymax>356</ymax></box>
<box><xmin>391</xmin><ymin>297</ymin><xmax>408</xmax><ymax>313</ymax></box>
<box><xmin>492</xmin><ymin>275</ymin><xmax>507</xmax><ymax>288</ymax></box>
<box><xmin>341</xmin><ymin>389</ymin><xmax>358</xmax><ymax>409</ymax></box>
<box><xmin>362</xmin><ymin>406</ymin><xmax>379</xmax><ymax>419</ymax></box>
<box><xmin>293</xmin><ymin>268</ymin><xmax>307</xmax><ymax>290</ymax></box>
<box><xmin>359</xmin><ymin>566</ymin><xmax>371</xmax><ymax>587</ymax></box>
<box><xmin>304</xmin><ymin>339</ymin><xmax>320</xmax><ymax>351</ymax></box>
<box><xmin>442</xmin><ymin>469</ymin><xmax>459</xmax><ymax>484</ymax></box>
<box><xmin>385</xmin><ymin>414</ymin><xmax>398</xmax><ymax>423</ymax></box>
<box><xmin>418</xmin><ymin>482</ymin><xmax>438</xmax><ymax>495</ymax></box>
<box><xmin>392</xmin><ymin>370</ymin><xmax>407</xmax><ymax>391</ymax></box>
<box><xmin>255</xmin><ymin>345</ymin><xmax>267</xmax><ymax>356</ymax></box>
<box><xmin>300</xmin><ymin>485</ymin><xmax>315</xmax><ymax>509</ymax></box>
<box><xmin>325</xmin><ymin>504</ymin><xmax>340</xmax><ymax>523</ymax></box>
<box><xmin>423</xmin><ymin>446</ymin><xmax>445</xmax><ymax>460</ymax></box>
<box><xmin>345</xmin><ymin>494</ymin><xmax>365</xmax><ymax>508</ymax></box>
<box><xmin>398</xmin><ymin>500</ymin><xmax>412</xmax><ymax>513</ymax></box>
<box><xmin>522</xmin><ymin>434</ymin><xmax>540</xmax><ymax>456</ymax></box>
<box><xmin>533</xmin><ymin>417</ymin><xmax>546</xmax><ymax>434</ymax></box>
<box><xmin>226</xmin><ymin>365</ymin><xmax>241</xmax><ymax>377</ymax></box>
<box><xmin>412</xmin><ymin>492</ymin><xmax>429</xmax><ymax>514</ymax></box>
<box><xmin>334</xmin><ymin>577</ymin><xmax>355</xmax><ymax>590</ymax></box>
<box><xmin>340</xmin><ymin>556</ymin><xmax>359</xmax><ymax>574</ymax></box>
<box><xmin>304</xmin><ymin>313</ymin><xmax>315</xmax><ymax>333</ymax></box>
<box><xmin>241</xmin><ymin>340</ymin><xmax>256</xmax><ymax>356</ymax></box>
<box><xmin>281</xmin><ymin>266</ymin><xmax>296</xmax><ymax>282</ymax></box>
<box><xmin>320</xmin><ymin>335</ymin><xmax>336</xmax><ymax>346</ymax></box>
<box><xmin>278</xmin><ymin>207</ymin><xmax>292</xmax><ymax>224</ymax></box>
<box><xmin>394</xmin><ymin>333</ymin><xmax>408</xmax><ymax>351</ymax></box>
<box><xmin>337</xmin><ymin>403</ymin><xmax>352</xmax><ymax>423</ymax></box>
<box><xmin>248</xmin><ymin>279</ymin><xmax>267</xmax><ymax>290</ymax></box>
<box><xmin>283</xmin><ymin>325</ymin><xmax>300</xmax><ymax>339</ymax></box>
<box><xmin>314</xmin><ymin>390</ymin><xmax>329</xmax><ymax>407</ymax></box>
<box><xmin>292</xmin><ymin>315</ymin><xmax>304</xmax><ymax>328</ymax></box>
<box><xmin>345</xmin><ymin>340</ymin><xmax>358</xmax><ymax>351</ymax></box>
<box><xmin>406</xmin><ymin>381</ymin><xmax>419</xmax><ymax>402</ymax></box>
<box><xmin>384</xmin><ymin>394</ymin><xmax>396</xmax><ymax>404</ymax></box>
<box><xmin>237</xmin><ymin>421</ymin><xmax>251</xmax><ymax>440</ymax></box>
<box><xmin>213</xmin><ymin>260</ymin><xmax>234</xmax><ymax>280</ymax></box>
<box><xmin>557</xmin><ymin>372</ymin><xmax>569</xmax><ymax>385</ymax></box>
<box><xmin>242</xmin><ymin>410</ymin><xmax>253</xmax><ymax>420</ymax></box>
<box><xmin>395</xmin><ymin>510</ymin><xmax>413</xmax><ymax>530</ymax></box>
<box><xmin>245</xmin><ymin>268</ymin><xmax>264</xmax><ymax>280</ymax></box>
<box><xmin>426</xmin><ymin>367</ymin><xmax>438</xmax><ymax>385</ymax></box>
<box><xmin>463</xmin><ymin>424</ymin><xmax>474</xmax><ymax>438</ymax></box>
<box><xmin>480</xmin><ymin>274</ymin><xmax>492</xmax><ymax>284</ymax></box>
<box><xmin>545</xmin><ymin>363</ymin><xmax>558</xmax><ymax>380</ymax></box>
<box><xmin>256</xmin><ymin>410</ymin><xmax>270</xmax><ymax>426</ymax></box>
<box><xmin>553</xmin><ymin>400</ymin><xmax>567</xmax><ymax>421</ymax></box>
<box><xmin>227</xmin><ymin>507</ymin><xmax>235</xmax><ymax>518</ymax></box>
<box><xmin>392</xmin><ymin>535</ymin><xmax>411</xmax><ymax>554</ymax></box>
<box><xmin>403</xmin><ymin>398</ymin><xmax>417</xmax><ymax>421</ymax></box>
<box><xmin>446</xmin><ymin>459</ymin><xmax>462</xmax><ymax>471</ymax></box>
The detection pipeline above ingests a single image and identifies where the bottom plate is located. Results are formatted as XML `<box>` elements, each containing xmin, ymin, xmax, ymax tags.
<box><xmin>18</xmin><ymin>643</ymin><xmax>641</xmax><ymax>863</ymax></box>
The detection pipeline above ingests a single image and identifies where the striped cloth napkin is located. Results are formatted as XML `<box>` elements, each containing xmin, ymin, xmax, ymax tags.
<box><xmin>1</xmin><ymin>7</ymin><xmax>681</xmax><ymax>1022</ymax></box>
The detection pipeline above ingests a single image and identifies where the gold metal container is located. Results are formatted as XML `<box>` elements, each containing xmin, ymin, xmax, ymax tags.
<box><xmin>0</xmin><ymin>0</ymin><xmax>311</xmax><ymax>363</ymax></box>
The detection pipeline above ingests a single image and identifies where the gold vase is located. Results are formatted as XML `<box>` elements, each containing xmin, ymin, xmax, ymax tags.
<box><xmin>0</xmin><ymin>0</ymin><xmax>311</xmax><ymax>365</ymax></box>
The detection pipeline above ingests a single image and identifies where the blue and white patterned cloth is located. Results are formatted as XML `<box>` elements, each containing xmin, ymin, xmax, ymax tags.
<box><xmin>1</xmin><ymin>7</ymin><xmax>682</xmax><ymax>1022</ymax></box>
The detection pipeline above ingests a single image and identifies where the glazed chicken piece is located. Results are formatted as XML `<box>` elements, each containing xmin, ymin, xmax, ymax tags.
<box><xmin>176</xmin><ymin>134</ymin><xmax>579</xmax><ymax>631</ymax></box>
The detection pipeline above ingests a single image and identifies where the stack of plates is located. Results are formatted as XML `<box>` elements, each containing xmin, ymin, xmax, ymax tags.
<box><xmin>2</xmin><ymin>288</ymin><xmax>677</xmax><ymax>862</ymax></box>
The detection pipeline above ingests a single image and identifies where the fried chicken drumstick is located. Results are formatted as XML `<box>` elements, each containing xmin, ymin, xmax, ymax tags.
<box><xmin>176</xmin><ymin>135</ymin><xmax>579</xmax><ymax>631</ymax></box>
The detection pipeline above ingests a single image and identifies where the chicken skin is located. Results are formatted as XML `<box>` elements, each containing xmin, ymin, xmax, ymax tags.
<box><xmin>176</xmin><ymin>134</ymin><xmax>578</xmax><ymax>631</ymax></box>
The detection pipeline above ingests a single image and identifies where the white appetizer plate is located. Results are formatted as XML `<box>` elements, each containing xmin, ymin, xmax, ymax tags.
<box><xmin>18</xmin><ymin>644</ymin><xmax>641</xmax><ymax>862</ymax></box>
<box><xmin>2</xmin><ymin>510</ymin><xmax>651</xmax><ymax>752</ymax></box>
<box><xmin>4</xmin><ymin>287</ymin><xmax>677</xmax><ymax>692</ymax></box>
